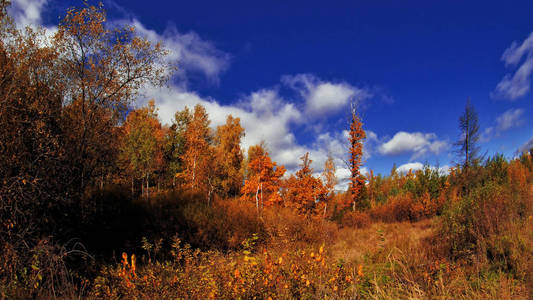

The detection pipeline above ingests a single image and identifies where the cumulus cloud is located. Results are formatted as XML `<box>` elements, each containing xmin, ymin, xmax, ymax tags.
<box><xmin>122</xmin><ymin>19</ymin><xmax>230</xmax><ymax>84</ymax></box>
<box><xmin>8</xmin><ymin>0</ymin><xmax>48</xmax><ymax>28</ymax></box>
<box><xmin>282</xmin><ymin>74</ymin><xmax>372</xmax><ymax>116</ymax></box>
<box><xmin>492</xmin><ymin>32</ymin><xmax>533</xmax><ymax>100</ymax></box>
<box><xmin>482</xmin><ymin>108</ymin><xmax>525</xmax><ymax>141</ymax></box>
<box><xmin>378</xmin><ymin>131</ymin><xmax>448</xmax><ymax>159</ymax></box>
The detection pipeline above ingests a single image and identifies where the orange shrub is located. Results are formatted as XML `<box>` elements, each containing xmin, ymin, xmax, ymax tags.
<box><xmin>369</xmin><ymin>192</ymin><xmax>414</xmax><ymax>222</ymax></box>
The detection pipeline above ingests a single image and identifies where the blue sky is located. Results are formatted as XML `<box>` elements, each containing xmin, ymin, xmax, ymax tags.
<box><xmin>9</xmin><ymin>0</ymin><xmax>533</xmax><ymax>189</ymax></box>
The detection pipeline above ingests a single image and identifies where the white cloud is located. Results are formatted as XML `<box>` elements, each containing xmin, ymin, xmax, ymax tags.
<box><xmin>396</xmin><ymin>162</ymin><xmax>424</xmax><ymax>173</ymax></box>
<box><xmin>378</xmin><ymin>131</ymin><xmax>448</xmax><ymax>159</ymax></box>
<box><xmin>495</xmin><ymin>108</ymin><xmax>524</xmax><ymax>132</ymax></box>
<box><xmin>397</xmin><ymin>162</ymin><xmax>450</xmax><ymax>175</ymax></box>
<box><xmin>125</xmin><ymin>19</ymin><xmax>230</xmax><ymax>84</ymax></box>
<box><xmin>492</xmin><ymin>32</ymin><xmax>533</xmax><ymax>100</ymax></box>
<box><xmin>282</xmin><ymin>73</ymin><xmax>372</xmax><ymax>116</ymax></box>
<box><xmin>8</xmin><ymin>0</ymin><xmax>48</xmax><ymax>28</ymax></box>
<box><xmin>482</xmin><ymin>108</ymin><xmax>525</xmax><ymax>141</ymax></box>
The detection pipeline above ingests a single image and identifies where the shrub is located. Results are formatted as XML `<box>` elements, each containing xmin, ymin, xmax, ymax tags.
<box><xmin>438</xmin><ymin>178</ymin><xmax>533</xmax><ymax>279</ymax></box>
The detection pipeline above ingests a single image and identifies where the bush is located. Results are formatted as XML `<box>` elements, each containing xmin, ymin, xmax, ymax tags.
<box><xmin>438</xmin><ymin>178</ymin><xmax>533</xmax><ymax>279</ymax></box>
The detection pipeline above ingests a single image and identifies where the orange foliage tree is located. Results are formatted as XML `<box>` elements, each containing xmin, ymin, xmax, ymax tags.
<box><xmin>241</xmin><ymin>147</ymin><xmax>286</xmax><ymax>213</ymax></box>
<box><xmin>348</xmin><ymin>105</ymin><xmax>366</xmax><ymax>211</ymax></box>
<box><xmin>285</xmin><ymin>153</ymin><xmax>327</xmax><ymax>215</ymax></box>
<box><xmin>180</xmin><ymin>104</ymin><xmax>214</xmax><ymax>196</ymax></box>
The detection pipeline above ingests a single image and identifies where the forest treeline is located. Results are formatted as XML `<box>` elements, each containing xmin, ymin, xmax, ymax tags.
<box><xmin>2</xmin><ymin>2</ymin><xmax>533</xmax><ymax>298</ymax></box>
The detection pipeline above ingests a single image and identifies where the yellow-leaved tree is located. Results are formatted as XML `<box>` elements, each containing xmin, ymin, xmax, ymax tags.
<box><xmin>241</xmin><ymin>145</ymin><xmax>286</xmax><ymax>213</ymax></box>
<box><xmin>214</xmin><ymin>115</ymin><xmax>245</xmax><ymax>198</ymax></box>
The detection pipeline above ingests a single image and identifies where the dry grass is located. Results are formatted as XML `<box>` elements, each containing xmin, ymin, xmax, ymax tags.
<box><xmin>331</xmin><ymin>219</ymin><xmax>434</xmax><ymax>264</ymax></box>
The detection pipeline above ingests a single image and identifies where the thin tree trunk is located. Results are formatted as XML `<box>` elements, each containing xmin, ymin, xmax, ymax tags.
<box><xmin>323</xmin><ymin>203</ymin><xmax>327</xmax><ymax>218</ymax></box>
<box><xmin>131</xmin><ymin>176</ymin><xmax>134</xmax><ymax>198</ymax></box>
<box><xmin>255</xmin><ymin>183</ymin><xmax>260</xmax><ymax>214</ymax></box>
<box><xmin>146</xmin><ymin>173</ymin><xmax>149</xmax><ymax>198</ymax></box>
<box><xmin>260</xmin><ymin>183</ymin><xmax>263</xmax><ymax>211</ymax></box>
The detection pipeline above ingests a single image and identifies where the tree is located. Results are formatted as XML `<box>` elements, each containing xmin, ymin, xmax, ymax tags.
<box><xmin>455</xmin><ymin>99</ymin><xmax>481</xmax><ymax>169</ymax></box>
<box><xmin>0</xmin><ymin>22</ymin><xmax>74</xmax><ymax>243</ymax></box>
<box><xmin>180</xmin><ymin>104</ymin><xmax>213</xmax><ymax>194</ymax></box>
<box><xmin>245</xmin><ymin>142</ymin><xmax>266</xmax><ymax>178</ymax></box>
<box><xmin>120</xmin><ymin>100</ymin><xmax>163</xmax><ymax>198</ymax></box>
<box><xmin>348</xmin><ymin>104</ymin><xmax>366</xmax><ymax>211</ymax></box>
<box><xmin>241</xmin><ymin>148</ymin><xmax>286</xmax><ymax>213</ymax></box>
<box><xmin>214</xmin><ymin>115</ymin><xmax>245</xmax><ymax>197</ymax></box>
<box><xmin>285</xmin><ymin>153</ymin><xmax>327</xmax><ymax>215</ymax></box>
<box><xmin>320</xmin><ymin>153</ymin><xmax>337</xmax><ymax>217</ymax></box>
<box><xmin>53</xmin><ymin>3</ymin><xmax>171</xmax><ymax>191</ymax></box>
<box><xmin>164</xmin><ymin>107</ymin><xmax>191</xmax><ymax>187</ymax></box>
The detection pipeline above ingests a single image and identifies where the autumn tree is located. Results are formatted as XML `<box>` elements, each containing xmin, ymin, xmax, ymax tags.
<box><xmin>241</xmin><ymin>147</ymin><xmax>286</xmax><ymax>213</ymax></box>
<box><xmin>180</xmin><ymin>104</ymin><xmax>214</xmax><ymax>195</ymax></box>
<box><xmin>245</xmin><ymin>142</ymin><xmax>266</xmax><ymax>178</ymax></box>
<box><xmin>163</xmin><ymin>107</ymin><xmax>191</xmax><ymax>187</ymax></box>
<box><xmin>120</xmin><ymin>100</ymin><xmax>164</xmax><ymax>197</ymax></box>
<box><xmin>214</xmin><ymin>115</ymin><xmax>245</xmax><ymax>197</ymax></box>
<box><xmin>54</xmin><ymin>3</ymin><xmax>171</xmax><ymax>191</ymax></box>
<box><xmin>319</xmin><ymin>153</ymin><xmax>337</xmax><ymax>217</ymax></box>
<box><xmin>285</xmin><ymin>152</ymin><xmax>327</xmax><ymax>215</ymax></box>
<box><xmin>0</xmin><ymin>4</ymin><xmax>85</xmax><ymax>289</ymax></box>
<box><xmin>348</xmin><ymin>104</ymin><xmax>366</xmax><ymax>211</ymax></box>
<box><xmin>0</xmin><ymin>19</ymin><xmax>75</xmax><ymax>245</ymax></box>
